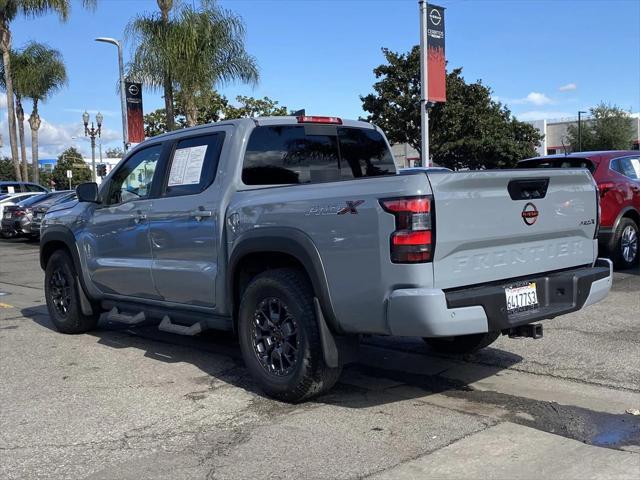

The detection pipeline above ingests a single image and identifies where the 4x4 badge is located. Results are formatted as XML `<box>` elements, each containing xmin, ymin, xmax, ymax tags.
<box><xmin>522</xmin><ymin>202</ymin><xmax>539</xmax><ymax>225</ymax></box>
<box><xmin>337</xmin><ymin>200</ymin><xmax>365</xmax><ymax>215</ymax></box>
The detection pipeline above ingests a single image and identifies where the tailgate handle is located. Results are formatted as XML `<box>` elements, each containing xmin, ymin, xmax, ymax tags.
<box><xmin>508</xmin><ymin>178</ymin><xmax>549</xmax><ymax>200</ymax></box>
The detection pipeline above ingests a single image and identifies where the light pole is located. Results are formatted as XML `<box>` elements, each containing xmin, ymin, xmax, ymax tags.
<box><xmin>95</xmin><ymin>37</ymin><xmax>128</xmax><ymax>153</ymax></box>
<box><xmin>578</xmin><ymin>110</ymin><xmax>587</xmax><ymax>153</ymax></box>
<box><xmin>83</xmin><ymin>111</ymin><xmax>103</xmax><ymax>182</ymax></box>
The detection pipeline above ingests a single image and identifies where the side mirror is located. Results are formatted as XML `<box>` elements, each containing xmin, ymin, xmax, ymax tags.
<box><xmin>76</xmin><ymin>182</ymin><xmax>99</xmax><ymax>203</ymax></box>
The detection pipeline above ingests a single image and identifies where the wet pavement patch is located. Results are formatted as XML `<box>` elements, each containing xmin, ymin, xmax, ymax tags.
<box><xmin>348</xmin><ymin>364</ymin><xmax>640</xmax><ymax>451</ymax></box>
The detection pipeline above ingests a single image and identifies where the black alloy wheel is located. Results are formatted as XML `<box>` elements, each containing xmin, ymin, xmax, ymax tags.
<box><xmin>49</xmin><ymin>267</ymin><xmax>72</xmax><ymax>317</ymax></box>
<box><xmin>251</xmin><ymin>297</ymin><xmax>299</xmax><ymax>376</ymax></box>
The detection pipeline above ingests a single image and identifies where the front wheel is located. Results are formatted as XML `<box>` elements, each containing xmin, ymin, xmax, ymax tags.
<box><xmin>612</xmin><ymin>218</ymin><xmax>639</xmax><ymax>270</ymax></box>
<box><xmin>423</xmin><ymin>331</ymin><xmax>500</xmax><ymax>354</ymax></box>
<box><xmin>45</xmin><ymin>250</ymin><xmax>99</xmax><ymax>334</ymax></box>
<box><xmin>238</xmin><ymin>268</ymin><xmax>341</xmax><ymax>403</ymax></box>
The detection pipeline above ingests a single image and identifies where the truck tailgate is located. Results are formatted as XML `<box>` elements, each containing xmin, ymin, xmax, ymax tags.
<box><xmin>427</xmin><ymin>169</ymin><xmax>598</xmax><ymax>289</ymax></box>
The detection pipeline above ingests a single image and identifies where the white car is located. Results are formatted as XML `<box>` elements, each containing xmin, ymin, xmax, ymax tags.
<box><xmin>0</xmin><ymin>192</ymin><xmax>43</xmax><ymax>217</ymax></box>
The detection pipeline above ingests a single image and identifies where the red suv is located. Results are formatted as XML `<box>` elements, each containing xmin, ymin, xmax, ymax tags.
<box><xmin>519</xmin><ymin>151</ymin><xmax>639</xmax><ymax>269</ymax></box>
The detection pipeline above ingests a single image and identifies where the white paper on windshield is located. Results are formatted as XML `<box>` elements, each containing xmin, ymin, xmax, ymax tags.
<box><xmin>630</xmin><ymin>158</ymin><xmax>640</xmax><ymax>178</ymax></box>
<box><xmin>8</xmin><ymin>186</ymin><xmax>15</xmax><ymax>193</ymax></box>
<box><xmin>167</xmin><ymin>145</ymin><xmax>208</xmax><ymax>186</ymax></box>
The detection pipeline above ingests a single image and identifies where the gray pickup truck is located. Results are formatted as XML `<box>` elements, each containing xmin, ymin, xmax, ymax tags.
<box><xmin>40</xmin><ymin>116</ymin><xmax>612</xmax><ymax>402</ymax></box>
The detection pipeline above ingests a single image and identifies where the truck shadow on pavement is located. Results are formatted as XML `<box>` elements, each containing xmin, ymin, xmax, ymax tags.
<box><xmin>20</xmin><ymin>304</ymin><xmax>523</xmax><ymax>407</ymax></box>
<box><xmin>20</xmin><ymin>305</ymin><xmax>640</xmax><ymax>450</ymax></box>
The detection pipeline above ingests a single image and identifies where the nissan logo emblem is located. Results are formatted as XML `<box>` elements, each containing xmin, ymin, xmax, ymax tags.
<box><xmin>429</xmin><ymin>8</ymin><xmax>441</xmax><ymax>26</ymax></box>
<box><xmin>521</xmin><ymin>202</ymin><xmax>539</xmax><ymax>226</ymax></box>
<box><xmin>128</xmin><ymin>84</ymin><xmax>140</xmax><ymax>96</ymax></box>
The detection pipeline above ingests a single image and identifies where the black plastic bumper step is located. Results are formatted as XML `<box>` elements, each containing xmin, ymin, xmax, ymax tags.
<box><xmin>158</xmin><ymin>316</ymin><xmax>203</xmax><ymax>336</ymax></box>
<box><xmin>105</xmin><ymin>307</ymin><xmax>146</xmax><ymax>325</ymax></box>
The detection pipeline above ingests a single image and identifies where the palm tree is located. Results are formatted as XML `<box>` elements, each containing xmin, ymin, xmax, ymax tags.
<box><xmin>0</xmin><ymin>47</ymin><xmax>30</xmax><ymax>180</ymax></box>
<box><xmin>0</xmin><ymin>0</ymin><xmax>94</xmax><ymax>182</ymax></box>
<box><xmin>22</xmin><ymin>43</ymin><xmax>67</xmax><ymax>185</ymax></box>
<box><xmin>127</xmin><ymin>0</ymin><xmax>258</xmax><ymax>129</ymax></box>
<box><xmin>157</xmin><ymin>0</ymin><xmax>175</xmax><ymax>131</ymax></box>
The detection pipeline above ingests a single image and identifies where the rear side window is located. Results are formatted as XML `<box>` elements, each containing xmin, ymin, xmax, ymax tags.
<box><xmin>612</xmin><ymin>157</ymin><xmax>640</xmax><ymax>180</ymax></box>
<box><xmin>163</xmin><ymin>133</ymin><xmax>225</xmax><ymax>197</ymax></box>
<box><xmin>242</xmin><ymin>125</ymin><xmax>395</xmax><ymax>186</ymax></box>
<box><xmin>0</xmin><ymin>183</ymin><xmax>20</xmax><ymax>194</ymax></box>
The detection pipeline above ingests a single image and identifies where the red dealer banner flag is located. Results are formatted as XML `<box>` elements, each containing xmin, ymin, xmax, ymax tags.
<box><xmin>125</xmin><ymin>81</ymin><xmax>144</xmax><ymax>144</ymax></box>
<box><xmin>426</xmin><ymin>4</ymin><xmax>446</xmax><ymax>103</ymax></box>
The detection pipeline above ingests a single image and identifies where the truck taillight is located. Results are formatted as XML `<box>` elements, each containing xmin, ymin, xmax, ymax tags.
<box><xmin>380</xmin><ymin>196</ymin><xmax>433</xmax><ymax>263</ymax></box>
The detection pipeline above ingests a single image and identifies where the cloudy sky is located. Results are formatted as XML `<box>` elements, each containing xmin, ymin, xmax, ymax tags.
<box><xmin>2</xmin><ymin>0</ymin><xmax>639</xmax><ymax>161</ymax></box>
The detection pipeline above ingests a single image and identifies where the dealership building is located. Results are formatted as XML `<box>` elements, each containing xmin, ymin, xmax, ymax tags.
<box><xmin>527</xmin><ymin>113</ymin><xmax>640</xmax><ymax>156</ymax></box>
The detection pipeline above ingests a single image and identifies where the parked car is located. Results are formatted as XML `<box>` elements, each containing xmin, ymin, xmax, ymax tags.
<box><xmin>0</xmin><ymin>181</ymin><xmax>49</xmax><ymax>195</ymax></box>
<box><xmin>40</xmin><ymin>116</ymin><xmax>611</xmax><ymax>402</ymax></box>
<box><xmin>0</xmin><ymin>192</ymin><xmax>43</xmax><ymax>217</ymax></box>
<box><xmin>2</xmin><ymin>191</ymin><xmax>75</xmax><ymax>239</ymax></box>
<box><xmin>519</xmin><ymin>151</ymin><xmax>639</xmax><ymax>269</ymax></box>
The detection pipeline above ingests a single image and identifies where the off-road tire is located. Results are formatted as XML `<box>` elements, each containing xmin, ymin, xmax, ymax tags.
<box><xmin>612</xmin><ymin>218</ymin><xmax>639</xmax><ymax>270</ymax></box>
<box><xmin>423</xmin><ymin>331</ymin><xmax>500</xmax><ymax>354</ymax></box>
<box><xmin>238</xmin><ymin>268</ymin><xmax>341</xmax><ymax>403</ymax></box>
<box><xmin>45</xmin><ymin>250</ymin><xmax>100</xmax><ymax>334</ymax></box>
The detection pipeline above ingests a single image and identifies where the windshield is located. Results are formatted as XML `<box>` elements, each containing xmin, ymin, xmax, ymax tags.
<box><xmin>17</xmin><ymin>193</ymin><xmax>49</xmax><ymax>207</ymax></box>
<box><xmin>518</xmin><ymin>158</ymin><xmax>595</xmax><ymax>173</ymax></box>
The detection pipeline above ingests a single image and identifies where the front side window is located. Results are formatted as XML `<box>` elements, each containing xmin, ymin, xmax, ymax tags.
<box><xmin>104</xmin><ymin>145</ymin><xmax>162</xmax><ymax>206</ymax></box>
<box><xmin>242</xmin><ymin>125</ymin><xmax>395</xmax><ymax>186</ymax></box>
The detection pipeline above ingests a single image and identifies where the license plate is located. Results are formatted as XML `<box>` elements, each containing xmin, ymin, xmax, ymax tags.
<box><xmin>505</xmin><ymin>282</ymin><xmax>539</xmax><ymax>314</ymax></box>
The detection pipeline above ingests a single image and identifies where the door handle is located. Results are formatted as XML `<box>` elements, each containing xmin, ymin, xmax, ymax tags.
<box><xmin>190</xmin><ymin>209</ymin><xmax>213</xmax><ymax>222</ymax></box>
<box><xmin>133</xmin><ymin>212</ymin><xmax>147</xmax><ymax>224</ymax></box>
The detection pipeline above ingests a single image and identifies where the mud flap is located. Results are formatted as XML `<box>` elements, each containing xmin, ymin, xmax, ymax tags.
<box><xmin>314</xmin><ymin>297</ymin><xmax>359</xmax><ymax>368</ymax></box>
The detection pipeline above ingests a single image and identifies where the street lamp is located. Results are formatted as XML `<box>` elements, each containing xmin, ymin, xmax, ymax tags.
<box><xmin>95</xmin><ymin>37</ymin><xmax>128</xmax><ymax>153</ymax></box>
<box><xmin>83</xmin><ymin>111</ymin><xmax>103</xmax><ymax>182</ymax></box>
<box><xmin>578</xmin><ymin>110</ymin><xmax>588</xmax><ymax>153</ymax></box>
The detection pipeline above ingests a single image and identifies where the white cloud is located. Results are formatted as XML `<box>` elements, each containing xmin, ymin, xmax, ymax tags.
<box><xmin>558</xmin><ymin>83</ymin><xmax>577</xmax><ymax>92</ymax></box>
<box><xmin>1</xmin><ymin>112</ymin><xmax>121</xmax><ymax>161</ymax></box>
<box><xmin>501</xmin><ymin>92</ymin><xmax>553</xmax><ymax>107</ymax></box>
<box><xmin>515</xmin><ymin>111</ymin><xmax>574</xmax><ymax>121</ymax></box>
<box><xmin>0</xmin><ymin>94</ymin><xmax>7</xmax><ymax>110</ymax></box>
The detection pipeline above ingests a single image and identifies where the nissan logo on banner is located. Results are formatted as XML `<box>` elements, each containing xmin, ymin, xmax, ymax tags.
<box><xmin>426</xmin><ymin>4</ymin><xmax>446</xmax><ymax>103</ymax></box>
<box><xmin>125</xmin><ymin>81</ymin><xmax>144</xmax><ymax>144</ymax></box>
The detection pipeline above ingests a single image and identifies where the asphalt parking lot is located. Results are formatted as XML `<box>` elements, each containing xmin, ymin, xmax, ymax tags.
<box><xmin>1</xmin><ymin>238</ymin><xmax>639</xmax><ymax>480</ymax></box>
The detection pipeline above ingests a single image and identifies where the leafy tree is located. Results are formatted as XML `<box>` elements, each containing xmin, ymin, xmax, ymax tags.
<box><xmin>127</xmin><ymin>0</ymin><xmax>258</xmax><ymax>128</ymax></box>
<box><xmin>105</xmin><ymin>147</ymin><xmax>124</xmax><ymax>158</ymax></box>
<box><xmin>0</xmin><ymin>156</ymin><xmax>16</xmax><ymax>181</ymax></box>
<box><xmin>0</xmin><ymin>0</ymin><xmax>95</xmax><ymax>181</ymax></box>
<box><xmin>361</xmin><ymin>46</ymin><xmax>542</xmax><ymax>169</ymax></box>
<box><xmin>225</xmin><ymin>95</ymin><xmax>288</xmax><ymax>118</ymax></box>
<box><xmin>51</xmin><ymin>147</ymin><xmax>91</xmax><ymax>189</ymax></box>
<box><xmin>566</xmin><ymin>103</ymin><xmax>635</xmax><ymax>151</ymax></box>
<box><xmin>144</xmin><ymin>92</ymin><xmax>288</xmax><ymax>137</ymax></box>
<box><xmin>144</xmin><ymin>107</ymin><xmax>169</xmax><ymax>138</ymax></box>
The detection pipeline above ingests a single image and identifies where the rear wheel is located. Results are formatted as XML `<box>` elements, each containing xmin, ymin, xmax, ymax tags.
<box><xmin>238</xmin><ymin>268</ymin><xmax>341</xmax><ymax>402</ymax></box>
<box><xmin>45</xmin><ymin>250</ymin><xmax>100</xmax><ymax>334</ymax></box>
<box><xmin>612</xmin><ymin>218</ymin><xmax>639</xmax><ymax>270</ymax></box>
<box><xmin>423</xmin><ymin>331</ymin><xmax>500</xmax><ymax>355</ymax></box>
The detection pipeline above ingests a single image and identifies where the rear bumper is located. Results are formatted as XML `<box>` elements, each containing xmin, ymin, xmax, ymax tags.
<box><xmin>387</xmin><ymin>258</ymin><xmax>613</xmax><ymax>337</ymax></box>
